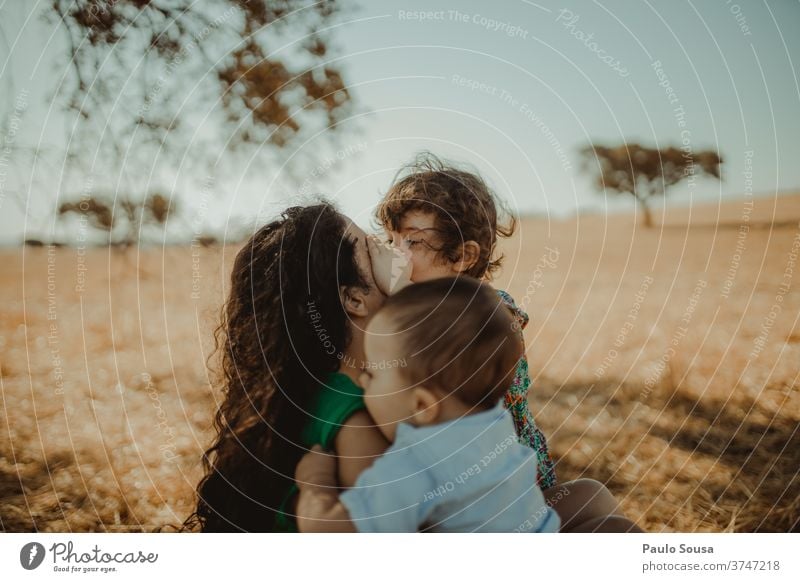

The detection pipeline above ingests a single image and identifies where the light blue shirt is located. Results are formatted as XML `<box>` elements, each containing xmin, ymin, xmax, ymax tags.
<box><xmin>339</xmin><ymin>401</ymin><xmax>560</xmax><ymax>533</ymax></box>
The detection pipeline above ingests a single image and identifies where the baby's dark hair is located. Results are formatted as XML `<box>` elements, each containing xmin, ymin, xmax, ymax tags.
<box><xmin>379</xmin><ymin>276</ymin><xmax>522</xmax><ymax>410</ymax></box>
<box><xmin>376</xmin><ymin>152</ymin><xmax>516</xmax><ymax>280</ymax></box>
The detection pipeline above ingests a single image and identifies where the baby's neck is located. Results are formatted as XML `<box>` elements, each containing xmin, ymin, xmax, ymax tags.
<box><xmin>428</xmin><ymin>395</ymin><xmax>485</xmax><ymax>426</ymax></box>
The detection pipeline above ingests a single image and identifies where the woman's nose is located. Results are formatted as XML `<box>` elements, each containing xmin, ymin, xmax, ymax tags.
<box><xmin>389</xmin><ymin>234</ymin><xmax>407</xmax><ymax>251</ymax></box>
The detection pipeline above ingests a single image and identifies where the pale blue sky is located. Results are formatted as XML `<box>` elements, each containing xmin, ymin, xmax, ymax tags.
<box><xmin>1</xmin><ymin>0</ymin><xmax>799</xmax><ymax>243</ymax></box>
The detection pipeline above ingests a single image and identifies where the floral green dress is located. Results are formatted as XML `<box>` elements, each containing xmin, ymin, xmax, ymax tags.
<box><xmin>497</xmin><ymin>289</ymin><xmax>557</xmax><ymax>489</ymax></box>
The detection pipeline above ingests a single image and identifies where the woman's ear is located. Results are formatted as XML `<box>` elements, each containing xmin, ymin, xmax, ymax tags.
<box><xmin>453</xmin><ymin>241</ymin><xmax>481</xmax><ymax>274</ymax></box>
<box><xmin>340</xmin><ymin>285</ymin><xmax>369</xmax><ymax>318</ymax></box>
<box><xmin>408</xmin><ymin>387</ymin><xmax>441</xmax><ymax>426</ymax></box>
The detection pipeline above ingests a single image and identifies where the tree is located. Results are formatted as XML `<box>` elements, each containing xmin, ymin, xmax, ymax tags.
<box><xmin>58</xmin><ymin>191</ymin><xmax>176</xmax><ymax>248</ymax></box>
<box><xmin>580</xmin><ymin>143</ymin><xmax>723</xmax><ymax>227</ymax></box>
<box><xmin>45</xmin><ymin>0</ymin><xmax>355</xmax><ymax>244</ymax></box>
<box><xmin>48</xmin><ymin>0</ymin><xmax>353</xmax><ymax>154</ymax></box>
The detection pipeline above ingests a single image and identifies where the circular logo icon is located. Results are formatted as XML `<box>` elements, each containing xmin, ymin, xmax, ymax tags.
<box><xmin>20</xmin><ymin>542</ymin><xmax>46</xmax><ymax>570</ymax></box>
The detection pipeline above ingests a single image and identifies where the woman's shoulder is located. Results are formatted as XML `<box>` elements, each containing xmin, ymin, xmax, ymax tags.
<box><xmin>315</xmin><ymin>371</ymin><xmax>364</xmax><ymax>411</ymax></box>
<box><xmin>302</xmin><ymin>372</ymin><xmax>366</xmax><ymax>448</ymax></box>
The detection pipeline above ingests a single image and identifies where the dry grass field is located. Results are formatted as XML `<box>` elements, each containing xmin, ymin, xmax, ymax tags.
<box><xmin>1</xmin><ymin>193</ymin><xmax>798</xmax><ymax>532</ymax></box>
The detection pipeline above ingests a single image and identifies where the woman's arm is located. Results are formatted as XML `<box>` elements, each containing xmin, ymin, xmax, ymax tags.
<box><xmin>295</xmin><ymin>446</ymin><xmax>357</xmax><ymax>533</ymax></box>
<box><xmin>334</xmin><ymin>409</ymin><xmax>389</xmax><ymax>488</ymax></box>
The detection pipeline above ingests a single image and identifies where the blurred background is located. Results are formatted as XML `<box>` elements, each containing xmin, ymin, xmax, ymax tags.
<box><xmin>0</xmin><ymin>0</ymin><xmax>798</xmax><ymax>532</ymax></box>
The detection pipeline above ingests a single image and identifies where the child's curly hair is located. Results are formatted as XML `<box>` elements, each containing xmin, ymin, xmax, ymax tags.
<box><xmin>376</xmin><ymin>152</ymin><xmax>517</xmax><ymax>280</ymax></box>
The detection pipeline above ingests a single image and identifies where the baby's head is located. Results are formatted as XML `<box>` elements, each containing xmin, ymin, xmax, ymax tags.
<box><xmin>359</xmin><ymin>276</ymin><xmax>522</xmax><ymax>442</ymax></box>
<box><xmin>376</xmin><ymin>152</ymin><xmax>516</xmax><ymax>282</ymax></box>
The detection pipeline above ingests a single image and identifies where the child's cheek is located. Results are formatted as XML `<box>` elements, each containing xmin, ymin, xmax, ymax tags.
<box><xmin>408</xmin><ymin>252</ymin><xmax>429</xmax><ymax>282</ymax></box>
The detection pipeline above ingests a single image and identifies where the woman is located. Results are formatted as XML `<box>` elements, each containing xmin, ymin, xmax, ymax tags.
<box><xmin>183</xmin><ymin>201</ymin><xmax>389</xmax><ymax>532</ymax></box>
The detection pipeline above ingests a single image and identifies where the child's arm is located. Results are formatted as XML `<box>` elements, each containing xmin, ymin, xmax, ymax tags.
<box><xmin>295</xmin><ymin>445</ymin><xmax>357</xmax><ymax>533</ymax></box>
<box><xmin>496</xmin><ymin>289</ymin><xmax>558</xmax><ymax>489</ymax></box>
<box><xmin>367</xmin><ymin>235</ymin><xmax>412</xmax><ymax>294</ymax></box>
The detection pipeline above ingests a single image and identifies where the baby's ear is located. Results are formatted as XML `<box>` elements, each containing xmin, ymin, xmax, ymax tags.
<box><xmin>454</xmin><ymin>241</ymin><xmax>481</xmax><ymax>274</ymax></box>
<box><xmin>409</xmin><ymin>387</ymin><xmax>441</xmax><ymax>426</ymax></box>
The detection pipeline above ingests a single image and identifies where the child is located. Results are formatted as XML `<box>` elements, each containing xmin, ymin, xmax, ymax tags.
<box><xmin>364</xmin><ymin>153</ymin><xmax>642</xmax><ymax>532</ymax></box>
<box><xmin>294</xmin><ymin>277</ymin><xmax>561</xmax><ymax>533</ymax></box>
<box><xmin>369</xmin><ymin>152</ymin><xmax>556</xmax><ymax>489</ymax></box>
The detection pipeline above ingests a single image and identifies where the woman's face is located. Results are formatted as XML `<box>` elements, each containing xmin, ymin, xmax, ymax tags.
<box><xmin>341</xmin><ymin>217</ymin><xmax>387</xmax><ymax>316</ymax></box>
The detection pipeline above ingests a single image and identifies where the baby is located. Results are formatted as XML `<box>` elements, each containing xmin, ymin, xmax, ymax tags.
<box><xmin>294</xmin><ymin>277</ymin><xmax>561</xmax><ymax>533</ymax></box>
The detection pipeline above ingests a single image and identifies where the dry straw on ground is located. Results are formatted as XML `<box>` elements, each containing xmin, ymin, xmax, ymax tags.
<box><xmin>1</xmin><ymin>194</ymin><xmax>798</xmax><ymax>532</ymax></box>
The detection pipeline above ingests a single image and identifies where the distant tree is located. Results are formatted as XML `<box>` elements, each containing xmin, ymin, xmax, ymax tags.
<box><xmin>193</xmin><ymin>234</ymin><xmax>219</xmax><ymax>247</ymax></box>
<box><xmin>58</xmin><ymin>192</ymin><xmax>176</xmax><ymax>248</ymax></box>
<box><xmin>580</xmin><ymin>143</ymin><xmax>723</xmax><ymax>227</ymax></box>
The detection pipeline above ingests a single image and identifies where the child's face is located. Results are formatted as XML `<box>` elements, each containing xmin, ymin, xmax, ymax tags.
<box><xmin>359</xmin><ymin>313</ymin><xmax>417</xmax><ymax>442</ymax></box>
<box><xmin>386</xmin><ymin>210</ymin><xmax>461</xmax><ymax>282</ymax></box>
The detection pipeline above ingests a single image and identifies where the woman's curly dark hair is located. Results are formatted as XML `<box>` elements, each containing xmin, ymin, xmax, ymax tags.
<box><xmin>183</xmin><ymin>201</ymin><xmax>368</xmax><ymax>532</ymax></box>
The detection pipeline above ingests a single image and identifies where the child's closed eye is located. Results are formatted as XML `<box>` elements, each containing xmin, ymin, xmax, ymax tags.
<box><xmin>403</xmin><ymin>236</ymin><xmax>440</xmax><ymax>251</ymax></box>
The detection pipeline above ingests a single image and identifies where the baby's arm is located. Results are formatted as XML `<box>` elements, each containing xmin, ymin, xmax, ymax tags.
<box><xmin>295</xmin><ymin>445</ymin><xmax>357</xmax><ymax>533</ymax></box>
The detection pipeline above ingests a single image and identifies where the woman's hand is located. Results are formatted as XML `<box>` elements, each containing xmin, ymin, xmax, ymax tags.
<box><xmin>294</xmin><ymin>445</ymin><xmax>357</xmax><ymax>533</ymax></box>
<box><xmin>367</xmin><ymin>235</ymin><xmax>412</xmax><ymax>295</ymax></box>
<box><xmin>295</xmin><ymin>444</ymin><xmax>338</xmax><ymax>491</ymax></box>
